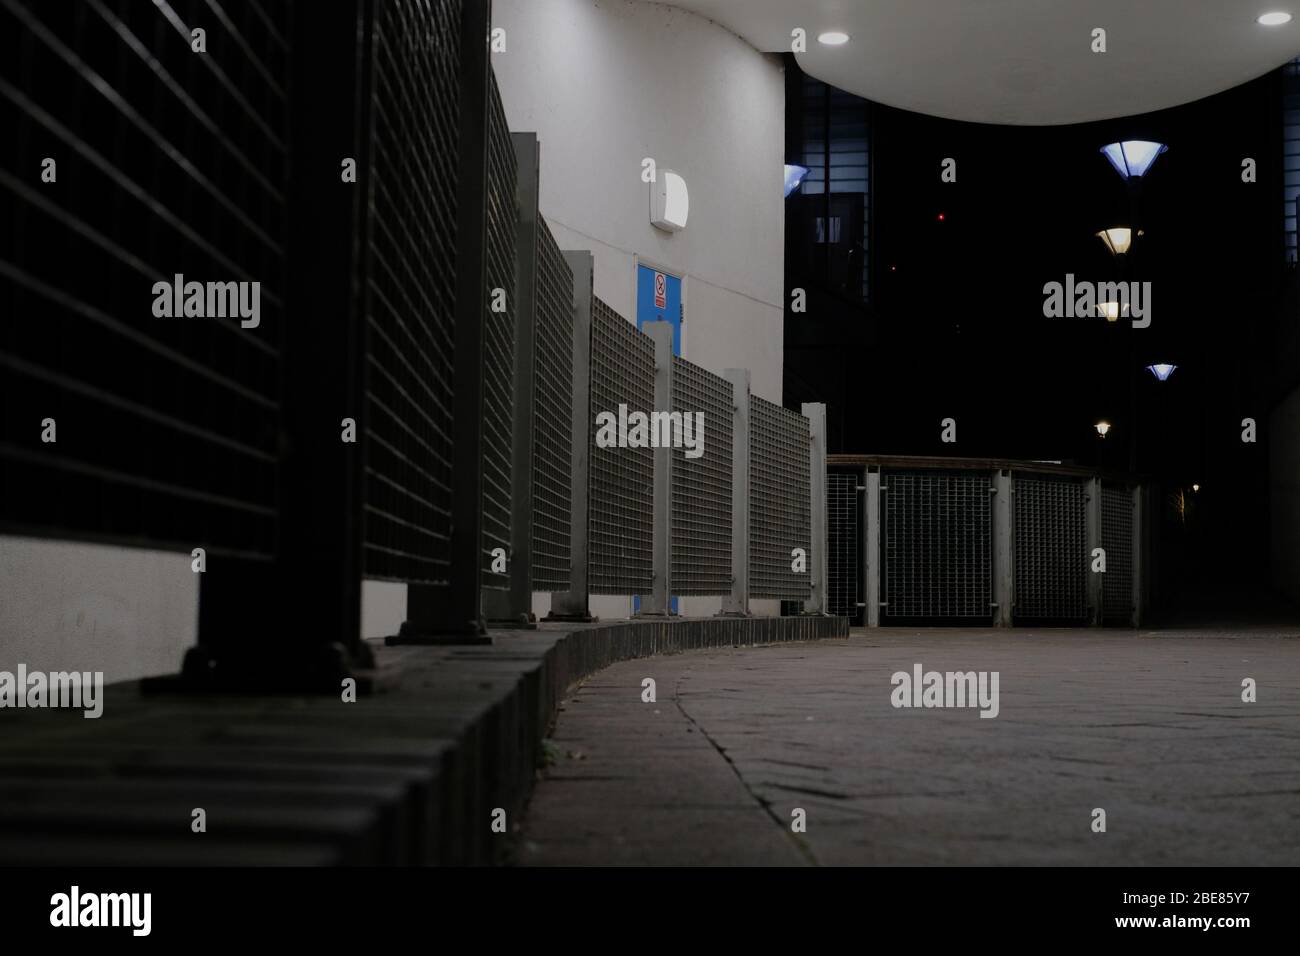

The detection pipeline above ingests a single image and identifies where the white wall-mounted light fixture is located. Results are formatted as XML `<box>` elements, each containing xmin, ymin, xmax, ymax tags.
<box><xmin>817</xmin><ymin>31</ymin><xmax>850</xmax><ymax>46</ymax></box>
<box><xmin>1258</xmin><ymin>12</ymin><xmax>1293</xmax><ymax>26</ymax></box>
<box><xmin>651</xmin><ymin>169</ymin><xmax>689</xmax><ymax>232</ymax></box>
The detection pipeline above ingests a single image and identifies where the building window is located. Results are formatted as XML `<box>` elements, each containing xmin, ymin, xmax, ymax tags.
<box><xmin>796</xmin><ymin>75</ymin><xmax>870</xmax><ymax>301</ymax></box>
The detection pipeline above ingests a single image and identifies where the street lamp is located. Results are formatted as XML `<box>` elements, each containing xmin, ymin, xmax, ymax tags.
<box><xmin>1097</xmin><ymin>300</ymin><xmax>1129</xmax><ymax>322</ymax></box>
<box><xmin>1101</xmin><ymin>141</ymin><xmax>1168</xmax><ymax>180</ymax></box>
<box><xmin>1147</xmin><ymin>363</ymin><xmax>1177</xmax><ymax>381</ymax></box>
<box><xmin>1095</xmin><ymin>420</ymin><xmax>1112</xmax><ymax>437</ymax></box>
<box><xmin>1095</xmin><ymin>227</ymin><xmax>1142</xmax><ymax>256</ymax></box>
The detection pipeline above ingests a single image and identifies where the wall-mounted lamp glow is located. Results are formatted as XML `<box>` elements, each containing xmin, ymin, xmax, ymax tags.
<box><xmin>1258</xmin><ymin>12</ymin><xmax>1293</xmax><ymax>26</ymax></box>
<box><xmin>783</xmin><ymin>164</ymin><xmax>810</xmax><ymax>197</ymax></box>
<box><xmin>1101</xmin><ymin>141</ymin><xmax>1168</xmax><ymax>179</ymax></box>
<box><xmin>1192</xmin><ymin>483</ymin><xmax>1201</xmax><ymax>492</ymax></box>
<box><xmin>817</xmin><ymin>31</ymin><xmax>850</xmax><ymax>45</ymax></box>
<box><xmin>1095</xmin><ymin>227</ymin><xmax>1142</xmax><ymax>256</ymax></box>
<box><xmin>1147</xmin><ymin>363</ymin><xmax>1177</xmax><ymax>381</ymax></box>
<box><xmin>651</xmin><ymin>169</ymin><xmax>689</xmax><ymax>232</ymax></box>
<box><xmin>1095</xmin><ymin>421</ymin><xmax>1111</xmax><ymax>437</ymax></box>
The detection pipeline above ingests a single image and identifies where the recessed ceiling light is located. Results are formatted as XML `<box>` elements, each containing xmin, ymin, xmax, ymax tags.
<box><xmin>1258</xmin><ymin>11</ymin><xmax>1293</xmax><ymax>25</ymax></box>
<box><xmin>817</xmin><ymin>31</ymin><xmax>850</xmax><ymax>46</ymax></box>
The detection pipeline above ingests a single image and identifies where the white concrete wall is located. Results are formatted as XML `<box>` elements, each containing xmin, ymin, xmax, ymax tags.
<box><xmin>494</xmin><ymin>0</ymin><xmax>787</xmax><ymax>619</ymax></box>
<box><xmin>493</xmin><ymin>0</ymin><xmax>786</xmax><ymax>399</ymax></box>
<box><xmin>1270</xmin><ymin>388</ymin><xmax>1300</xmax><ymax>604</ymax></box>
<box><xmin>0</xmin><ymin>537</ymin><xmax>197</xmax><ymax>682</ymax></box>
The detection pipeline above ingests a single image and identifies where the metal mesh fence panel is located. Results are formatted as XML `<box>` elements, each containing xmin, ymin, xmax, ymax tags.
<box><xmin>480</xmin><ymin>70</ymin><xmax>516</xmax><ymax>588</ymax></box>
<box><xmin>882</xmin><ymin>471</ymin><xmax>990</xmax><ymax>618</ymax></box>
<box><xmin>1013</xmin><ymin>474</ymin><xmax>1088</xmax><ymax>620</ymax></box>
<box><xmin>1101</xmin><ymin>484</ymin><xmax>1134</xmax><ymax>622</ymax></box>
<box><xmin>827</xmin><ymin>469</ymin><xmax>860</xmax><ymax>618</ymax></box>
<box><xmin>588</xmin><ymin>300</ymin><xmax>654</xmax><ymax>593</ymax></box>
<box><xmin>0</xmin><ymin>0</ymin><xmax>288</xmax><ymax>556</ymax></box>
<box><xmin>361</xmin><ymin>0</ymin><xmax>459</xmax><ymax>584</ymax></box>
<box><xmin>748</xmin><ymin>397</ymin><xmax>810</xmax><ymax>599</ymax></box>
<box><xmin>670</xmin><ymin>356</ymin><xmax>732</xmax><ymax>594</ymax></box>
<box><xmin>531</xmin><ymin>217</ymin><xmax>572</xmax><ymax>590</ymax></box>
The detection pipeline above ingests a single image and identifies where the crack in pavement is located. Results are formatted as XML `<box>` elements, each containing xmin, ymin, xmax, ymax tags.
<box><xmin>672</xmin><ymin>670</ymin><xmax>819</xmax><ymax>866</ymax></box>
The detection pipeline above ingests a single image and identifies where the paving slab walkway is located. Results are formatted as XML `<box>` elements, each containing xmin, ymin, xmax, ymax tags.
<box><xmin>516</xmin><ymin>627</ymin><xmax>1300</xmax><ymax>866</ymax></box>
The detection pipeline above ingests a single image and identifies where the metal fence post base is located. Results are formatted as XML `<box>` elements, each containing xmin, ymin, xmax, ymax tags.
<box><xmin>142</xmin><ymin>641</ymin><xmax>377</xmax><ymax>695</ymax></box>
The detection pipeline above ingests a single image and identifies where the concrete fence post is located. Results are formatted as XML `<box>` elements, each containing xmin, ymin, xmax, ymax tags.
<box><xmin>993</xmin><ymin>469</ymin><xmax>1013</xmax><ymax>626</ymax></box>
<box><xmin>546</xmin><ymin>251</ymin><xmax>594</xmax><ymax>622</ymax></box>
<box><xmin>865</xmin><ymin>468</ymin><xmax>881</xmax><ymax>627</ymax></box>
<box><xmin>802</xmin><ymin>402</ymin><xmax>828</xmax><ymax>615</ymax></box>
<box><xmin>719</xmin><ymin>369</ymin><xmax>751</xmax><ymax>616</ymax></box>
<box><xmin>639</xmin><ymin>321</ymin><xmax>675</xmax><ymax>616</ymax></box>
<box><xmin>1085</xmin><ymin>476</ymin><xmax>1103</xmax><ymax>626</ymax></box>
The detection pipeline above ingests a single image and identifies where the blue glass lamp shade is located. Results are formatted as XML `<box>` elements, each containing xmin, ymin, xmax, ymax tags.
<box><xmin>1101</xmin><ymin>141</ymin><xmax>1168</xmax><ymax>179</ymax></box>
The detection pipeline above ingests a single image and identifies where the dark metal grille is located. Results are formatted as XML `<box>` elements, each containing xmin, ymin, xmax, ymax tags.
<box><xmin>1013</xmin><ymin>474</ymin><xmax>1088</xmax><ymax>620</ymax></box>
<box><xmin>0</xmin><ymin>0</ymin><xmax>287</xmax><ymax>556</ymax></box>
<box><xmin>480</xmin><ymin>70</ymin><xmax>516</xmax><ymax>588</ymax></box>
<box><xmin>748</xmin><ymin>397</ymin><xmax>810</xmax><ymax>599</ymax></box>
<box><xmin>670</xmin><ymin>356</ymin><xmax>732</xmax><ymax>594</ymax></box>
<box><xmin>827</xmin><ymin>469</ymin><xmax>860</xmax><ymax>619</ymax></box>
<box><xmin>883</xmin><ymin>471</ymin><xmax>989</xmax><ymax>618</ymax></box>
<box><xmin>361</xmin><ymin>0</ymin><xmax>460</xmax><ymax>583</ymax></box>
<box><xmin>1101</xmin><ymin>484</ymin><xmax>1134</xmax><ymax>622</ymax></box>
<box><xmin>530</xmin><ymin>217</ymin><xmax>572</xmax><ymax>590</ymax></box>
<box><xmin>587</xmin><ymin>299</ymin><xmax>653</xmax><ymax>593</ymax></box>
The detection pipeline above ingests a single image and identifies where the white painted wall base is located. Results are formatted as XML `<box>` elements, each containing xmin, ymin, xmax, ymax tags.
<box><xmin>0</xmin><ymin>537</ymin><xmax>197</xmax><ymax>682</ymax></box>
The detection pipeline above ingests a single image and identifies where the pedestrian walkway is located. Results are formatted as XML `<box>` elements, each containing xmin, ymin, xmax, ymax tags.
<box><xmin>516</xmin><ymin>627</ymin><xmax>1300</xmax><ymax>865</ymax></box>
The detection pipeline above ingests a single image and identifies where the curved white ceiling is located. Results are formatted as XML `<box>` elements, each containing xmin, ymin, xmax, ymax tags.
<box><xmin>653</xmin><ymin>0</ymin><xmax>1300</xmax><ymax>125</ymax></box>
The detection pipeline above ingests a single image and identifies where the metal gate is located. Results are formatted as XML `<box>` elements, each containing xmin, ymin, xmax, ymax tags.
<box><xmin>587</xmin><ymin>298</ymin><xmax>655</xmax><ymax>594</ymax></box>
<box><xmin>1013</xmin><ymin>475</ymin><xmax>1088</xmax><ymax>621</ymax></box>
<box><xmin>670</xmin><ymin>355</ymin><xmax>734</xmax><ymax>595</ymax></box>
<box><xmin>0</xmin><ymin>0</ymin><xmax>290</xmax><ymax>557</ymax></box>
<box><xmin>530</xmin><ymin>217</ymin><xmax>573</xmax><ymax>591</ymax></box>
<box><xmin>749</xmin><ymin>396</ymin><xmax>811</xmax><ymax>599</ymax></box>
<box><xmin>1101</xmin><ymin>484</ymin><xmax>1134</xmax><ymax>623</ymax></box>
<box><xmin>827</xmin><ymin>470</ymin><xmax>861</xmax><ymax>621</ymax></box>
<box><xmin>882</xmin><ymin>470</ymin><xmax>991</xmax><ymax>620</ymax></box>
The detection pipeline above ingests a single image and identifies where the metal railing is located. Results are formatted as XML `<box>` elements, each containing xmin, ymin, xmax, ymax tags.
<box><xmin>0</xmin><ymin>0</ymin><xmax>830</xmax><ymax>690</ymax></box>
<box><xmin>828</xmin><ymin>456</ymin><xmax>1149</xmax><ymax>627</ymax></box>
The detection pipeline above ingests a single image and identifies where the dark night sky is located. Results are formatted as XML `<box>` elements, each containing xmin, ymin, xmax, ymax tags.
<box><xmin>785</xmin><ymin>67</ymin><xmax>1283</xmax><ymax>584</ymax></box>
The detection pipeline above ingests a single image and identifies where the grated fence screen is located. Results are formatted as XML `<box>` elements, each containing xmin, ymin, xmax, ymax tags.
<box><xmin>480</xmin><ymin>70</ymin><xmax>516</xmax><ymax>588</ymax></box>
<box><xmin>670</xmin><ymin>356</ymin><xmax>732</xmax><ymax>594</ymax></box>
<box><xmin>588</xmin><ymin>299</ymin><xmax>654</xmax><ymax>594</ymax></box>
<box><xmin>1013</xmin><ymin>474</ymin><xmax>1088</xmax><ymax>620</ymax></box>
<box><xmin>0</xmin><ymin>0</ymin><xmax>288</xmax><ymax>557</ymax></box>
<box><xmin>1101</xmin><ymin>484</ymin><xmax>1134</xmax><ymax>622</ymax></box>
<box><xmin>530</xmin><ymin>217</ymin><xmax>572</xmax><ymax>590</ymax></box>
<box><xmin>360</xmin><ymin>0</ymin><xmax>460</xmax><ymax>584</ymax></box>
<box><xmin>749</xmin><ymin>397</ymin><xmax>810</xmax><ymax>599</ymax></box>
<box><xmin>827</xmin><ymin>469</ymin><xmax>860</xmax><ymax>619</ymax></box>
<box><xmin>882</xmin><ymin>471</ymin><xmax>990</xmax><ymax>619</ymax></box>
